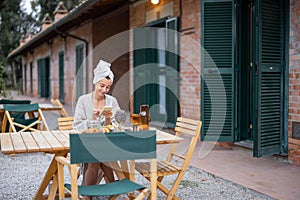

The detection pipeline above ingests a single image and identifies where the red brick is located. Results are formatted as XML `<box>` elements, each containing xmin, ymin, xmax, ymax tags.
<box><xmin>288</xmin><ymin>155</ymin><xmax>300</xmax><ymax>166</ymax></box>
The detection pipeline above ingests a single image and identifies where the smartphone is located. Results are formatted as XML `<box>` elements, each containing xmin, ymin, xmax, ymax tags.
<box><xmin>100</xmin><ymin>106</ymin><xmax>113</xmax><ymax>116</ymax></box>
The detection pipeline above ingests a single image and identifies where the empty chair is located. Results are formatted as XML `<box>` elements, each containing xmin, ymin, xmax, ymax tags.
<box><xmin>57</xmin><ymin>116</ymin><xmax>74</xmax><ymax>130</ymax></box>
<box><xmin>0</xmin><ymin>99</ymin><xmax>31</xmax><ymax>132</ymax></box>
<box><xmin>2</xmin><ymin>103</ymin><xmax>50</xmax><ymax>132</ymax></box>
<box><xmin>135</xmin><ymin>117</ymin><xmax>202</xmax><ymax>200</ymax></box>
<box><xmin>55</xmin><ymin>131</ymin><xmax>157</xmax><ymax>200</ymax></box>
<box><xmin>51</xmin><ymin>99</ymin><xmax>69</xmax><ymax>117</ymax></box>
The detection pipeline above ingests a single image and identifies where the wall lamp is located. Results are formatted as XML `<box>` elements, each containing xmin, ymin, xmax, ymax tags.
<box><xmin>151</xmin><ymin>0</ymin><xmax>160</xmax><ymax>5</ymax></box>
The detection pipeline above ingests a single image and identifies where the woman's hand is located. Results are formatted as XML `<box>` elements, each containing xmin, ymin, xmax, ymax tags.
<box><xmin>102</xmin><ymin>110</ymin><xmax>113</xmax><ymax>125</ymax></box>
<box><xmin>102</xmin><ymin>110</ymin><xmax>113</xmax><ymax>118</ymax></box>
<box><xmin>93</xmin><ymin>108</ymin><xmax>101</xmax><ymax>120</ymax></box>
<box><xmin>93</xmin><ymin>107</ymin><xmax>113</xmax><ymax>125</ymax></box>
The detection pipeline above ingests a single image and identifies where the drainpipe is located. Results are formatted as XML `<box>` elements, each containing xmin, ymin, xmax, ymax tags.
<box><xmin>55</xmin><ymin>29</ymin><xmax>89</xmax><ymax>93</ymax></box>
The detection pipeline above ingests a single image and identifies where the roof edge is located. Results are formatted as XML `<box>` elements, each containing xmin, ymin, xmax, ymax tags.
<box><xmin>8</xmin><ymin>0</ymin><xmax>99</xmax><ymax>59</ymax></box>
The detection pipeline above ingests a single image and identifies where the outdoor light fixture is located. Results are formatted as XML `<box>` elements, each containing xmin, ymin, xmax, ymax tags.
<box><xmin>151</xmin><ymin>0</ymin><xmax>160</xmax><ymax>5</ymax></box>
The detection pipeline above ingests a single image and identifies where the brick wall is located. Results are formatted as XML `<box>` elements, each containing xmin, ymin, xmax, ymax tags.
<box><xmin>22</xmin><ymin>22</ymin><xmax>92</xmax><ymax>107</ymax></box>
<box><xmin>289</xmin><ymin>0</ymin><xmax>300</xmax><ymax>166</ymax></box>
<box><xmin>179</xmin><ymin>0</ymin><xmax>201</xmax><ymax>120</ymax></box>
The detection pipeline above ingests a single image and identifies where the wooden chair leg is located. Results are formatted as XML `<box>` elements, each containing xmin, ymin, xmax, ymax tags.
<box><xmin>135</xmin><ymin>188</ymin><xmax>149</xmax><ymax>200</ymax></box>
<box><xmin>57</xmin><ymin>162</ymin><xmax>65</xmax><ymax>200</ymax></box>
<box><xmin>70</xmin><ymin>165</ymin><xmax>79</xmax><ymax>200</ymax></box>
<box><xmin>96</xmin><ymin>171</ymin><xmax>105</xmax><ymax>184</ymax></box>
<box><xmin>157</xmin><ymin>176</ymin><xmax>164</xmax><ymax>182</ymax></box>
<box><xmin>108</xmin><ymin>195</ymin><xmax>120</xmax><ymax>200</ymax></box>
<box><xmin>166</xmin><ymin>171</ymin><xmax>186</xmax><ymax>200</ymax></box>
<box><xmin>48</xmin><ymin>173</ymin><xmax>59</xmax><ymax>200</ymax></box>
<box><xmin>1</xmin><ymin>114</ymin><xmax>7</xmax><ymax>132</ymax></box>
<box><xmin>146</xmin><ymin>177</ymin><xmax>180</xmax><ymax>200</ymax></box>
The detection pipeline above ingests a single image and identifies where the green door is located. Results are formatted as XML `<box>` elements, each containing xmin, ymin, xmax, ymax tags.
<box><xmin>133</xmin><ymin>28</ymin><xmax>150</xmax><ymax>114</ymax></box>
<box><xmin>252</xmin><ymin>0</ymin><xmax>288</xmax><ymax>157</ymax></box>
<box><xmin>201</xmin><ymin>0</ymin><xmax>235</xmax><ymax>142</ymax></box>
<box><xmin>37</xmin><ymin>57</ymin><xmax>50</xmax><ymax>98</ymax></box>
<box><xmin>76</xmin><ymin>45</ymin><xmax>84</xmax><ymax>101</ymax></box>
<box><xmin>133</xmin><ymin>18</ymin><xmax>179</xmax><ymax>127</ymax></box>
<box><xmin>59</xmin><ymin>51</ymin><xmax>65</xmax><ymax>103</ymax></box>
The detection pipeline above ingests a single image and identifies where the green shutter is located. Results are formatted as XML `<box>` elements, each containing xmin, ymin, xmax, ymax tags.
<box><xmin>59</xmin><ymin>51</ymin><xmax>65</xmax><ymax>103</ymax></box>
<box><xmin>201</xmin><ymin>0</ymin><xmax>235</xmax><ymax>142</ymax></box>
<box><xmin>253</xmin><ymin>0</ymin><xmax>286</xmax><ymax>157</ymax></box>
<box><xmin>37</xmin><ymin>59</ymin><xmax>42</xmax><ymax>97</ymax></box>
<box><xmin>76</xmin><ymin>45</ymin><xmax>84</xmax><ymax>101</ymax></box>
<box><xmin>165</xmin><ymin>17</ymin><xmax>179</xmax><ymax>127</ymax></box>
<box><xmin>24</xmin><ymin>64</ymin><xmax>27</xmax><ymax>95</ymax></box>
<box><xmin>30</xmin><ymin>62</ymin><xmax>33</xmax><ymax>97</ymax></box>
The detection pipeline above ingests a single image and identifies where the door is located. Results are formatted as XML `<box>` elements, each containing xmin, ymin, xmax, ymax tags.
<box><xmin>133</xmin><ymin>17</ymin><xmax>179</xmax><ymax>128</ymax></box>
<box><xmin>252</xmin><ymin>0</ymin><xmax>288</xmax><ymax>157</ymax></box>
<box><xmin>37</xmin><ymin>57</ymin><xmax>50</xmax><ymax>98</ymax></box>
<box><xmin>165</xmin><ymin>18</ymin><xmax>180</xmax><ymax>127</ymax></box>
<box><xmin>201</xmin><ymin>0</ymin><xmax>235</xmax><ymax>142</ymax></box>
<box><xmin>59</xmin><ymin>51</ymin><xmax>65</xmax><ymax>103</ymax></box>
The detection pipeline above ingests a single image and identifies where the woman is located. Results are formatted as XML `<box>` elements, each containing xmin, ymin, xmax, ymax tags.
<box><xmin>73</xmin><ymin>60</ymin><xmax>120</xmax><ymax>196</ymax></box>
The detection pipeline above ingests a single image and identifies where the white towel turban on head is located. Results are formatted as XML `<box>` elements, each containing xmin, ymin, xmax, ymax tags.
<box><xmin>93</xmin><ymin>60</ymin><xmax>114</xmax><ymax>84</ymax></box>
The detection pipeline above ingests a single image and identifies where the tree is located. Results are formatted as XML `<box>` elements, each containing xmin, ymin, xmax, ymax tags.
<box><xmin>0</xmin><ymin>0</ymin><xmax>82</xmax><ymax>94</ymax></box>
<box><xmin>0</xmin><ymin>0</ymin><xmax>29</xmax><ymax>93</ymax></box>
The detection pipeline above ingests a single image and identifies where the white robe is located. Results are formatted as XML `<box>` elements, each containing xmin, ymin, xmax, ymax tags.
<box><xmin>73</xmin><ymin>92</ymin><xmax>120</xmax><ymax>131</ymax></box>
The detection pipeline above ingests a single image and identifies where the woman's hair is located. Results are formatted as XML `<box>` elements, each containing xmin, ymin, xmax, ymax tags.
<box><xmin>105</xmin><ymin>76</ymin><xmax>111</xmax><ymax>80</ymax></box>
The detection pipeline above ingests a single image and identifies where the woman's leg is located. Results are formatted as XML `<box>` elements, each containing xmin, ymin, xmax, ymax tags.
<box><xmin>101</xmin><ymin>163</ymin><xmax>115</xmax><ymax>182</ymax></box>
<box><xmin>82</xmin><ymin>163</ymin><xmax>101</xmax><ymax>200</ymax></box>
<box><xmin>83</xmin><ymin>162</ymin><xmax>101</xmax><ymax>185</ymax></box>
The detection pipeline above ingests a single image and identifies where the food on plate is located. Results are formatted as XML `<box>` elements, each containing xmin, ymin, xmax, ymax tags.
<box><xmin>99</xmin><ymin>124</ymin><xmax>114</xmax><ymax>133</ymax></box>
<box><xmin>83</xmin><ymin>128</ymin><xmax>99</xmax><ymax>133</ymax></box>
<box><xmin>100</xmin><ymin>127</ymin><xmax>110</xmax><ymax>133</ymax></box>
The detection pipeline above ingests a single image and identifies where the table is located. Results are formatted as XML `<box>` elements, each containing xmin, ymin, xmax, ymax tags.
<box><xmin>0</xmin><ymin>130</ymin><xmax>73</xmax><ymax>199</ymax></box>
<box><xmin>0</xmin><ymin>130</ymin><xmax>183</xmax><ymax>200</ymax></box>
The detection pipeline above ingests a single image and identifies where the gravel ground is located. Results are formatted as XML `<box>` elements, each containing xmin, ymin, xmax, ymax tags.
<box><xmin>0</xmin><ymin>96</ymin><xmax>275</xmax><ymax>199</ymax></box>
<box><xmin>0</xmin><ymin>152</ymin><xmax>274</xmax><ymax>200</ymax></box>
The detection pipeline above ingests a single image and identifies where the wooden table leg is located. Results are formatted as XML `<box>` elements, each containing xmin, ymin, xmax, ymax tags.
<box><xmin>120</xmin><ymin>160</ymin><xmax>129</xmax><ymax>179</ymax></box>
<box><xmin>48</xmin><ymin>173</ymin><xmax>58</xmax><ymax>200</ymax></box>
<box><xmin>33</xmin><ymin>151</ymin><xmax>68</xmax><ymax>200</ymax></box>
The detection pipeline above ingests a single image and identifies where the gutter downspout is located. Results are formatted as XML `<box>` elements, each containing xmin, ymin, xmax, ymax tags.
<box><xmin>55</xmin><ymin>29</ymin><xmax>89</xmax><ymax>93</ymax></box>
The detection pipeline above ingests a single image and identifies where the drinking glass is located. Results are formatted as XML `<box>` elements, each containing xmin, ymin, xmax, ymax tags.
<box><xmin>130</xmin><ymin>113</ymin><xmax>140</xmax><ymax>131</ymax></box>
<box><xmin>87</xmin><ymin>119</ymin><xmax>100</xmax><ymax>130</ymax></box>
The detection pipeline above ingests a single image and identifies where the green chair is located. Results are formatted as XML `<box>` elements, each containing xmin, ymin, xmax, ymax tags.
<box><xmin>55</xmin><ymin>131</ymin><xmax>157</xmax><ymax>200</ymax></box>
<box><xmin>2</xmin><ymin>103</ymin><xmax>49</xmax><ymax>132</ymax></box>
<box><xmin>0</xmin><ymin>99</ymin><xmax>31</xmax><ymax>132</ymax></box>
<box><xmin>0</xmin><ymin>99</ymin><xmax>31</xmax><ymax>104</ymax></box>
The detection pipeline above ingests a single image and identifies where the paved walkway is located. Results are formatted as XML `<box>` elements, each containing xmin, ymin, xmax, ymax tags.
<box><xmin>11</xmin><ymin>94</ymin><xmax>300</xmax><ymax>200</ymax></box>
<box><xmin>190</xmin><ymin>144</ymin><xmax>300</xmax><ymax>200</ymax></box>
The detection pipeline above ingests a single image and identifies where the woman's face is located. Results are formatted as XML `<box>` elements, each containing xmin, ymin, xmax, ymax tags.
<box><xmin>95</xmin><ymin>78</ymin><xmax>113</xmax><ymax>96</ymax></box>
